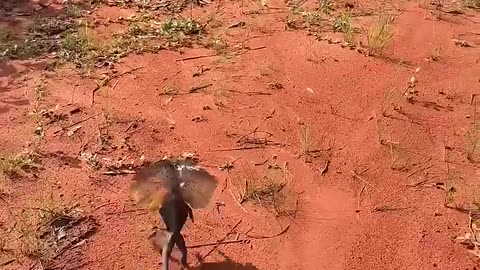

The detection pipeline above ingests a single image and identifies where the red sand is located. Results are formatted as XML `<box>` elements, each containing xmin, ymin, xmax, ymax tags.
<box><xmin>1</xmin><ymin>0</ymin><xmax>480</xmax><ymax>269</ymax></box>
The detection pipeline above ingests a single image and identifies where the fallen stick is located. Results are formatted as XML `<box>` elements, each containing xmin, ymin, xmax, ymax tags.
<box><xmin>254</xmin><ymin>157</ymin><xmax>270</xmax><ymax>166</ymax></box>
<box><xmin>176</xmin><ymin>54</ymin><xmax>218</xmax><ymax>62</ymax></box>
<box><xmin>407</xmin><ymin>164</ymin><xmax>433</xmax><ymax>178</ymax></box>
<box><xmin>229</xmin><ymin>189</ymin><xmax>248</xmax><ymax>213</ymax></box>
<box><xmin>200</xmin><ymin>219</ymin><xmax>242</xmax><ymax>260</ymax></box>
<box><xmin>236</xmin><ymin>126</ymin><xmax>259</xmax><ymax>143</ymax></box>
<box><xmin>101</xmin><ymin>169</ymin><xmax>136</xmax><ymax>175</ymax></box>
<box><xmin>444</xmin><ymin>203</ymin><xmax>480</xmax><ymax>214</ymax></box>
<box><xmin>54</xmin><ymin>114</ymin><xmax>99</xmax><ymax>135</ymax></box>
<box><xmin>124</xmin><ymin>117</ymin><xmax>142</xmax><ymax>132</ymax></box>
<box><xmin>246</xmin><ymin>224</ymin><xmax>291</xmax><ymax>239</ymax></box>
<box><xmin>357</xmin><ymin>185</ymin><xmax>366</xmax><ymax>211</ymax></box>
<box><xmin>208</xmin><ymin>145</ymin><xmax>265</xmax><ymax>152</ymax></box>
<box><xmin>350</xmin><ymin>170</ymin><xmax>375</xmax><ymax>188</ymax></box>
<box><xmin>189</xmin><ymin>83</ymin><xmax>213</xmax><ymax>93</ymax></box>
<box><xmin>0</xmin><ymin>259</ymin><xmax>16</xmax><ymax>267</ymax></box>
<box><xmin>162</xmin><ymin>69</ymin><xmax>183</xmax><ymax>82</ymax></box>
<box><xmin>187</xmin><ymin>239</ymin><xmax>249</xmax><ymax>248</ymax></box>
<box><xmin>234</xmin><ymin>46</ymin><xmax>267</xmax><ymax>56</ymax></box>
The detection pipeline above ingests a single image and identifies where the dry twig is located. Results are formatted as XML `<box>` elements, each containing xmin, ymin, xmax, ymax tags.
<box><xmin>350</xmin><ymin>170</ymin><xmax>374</xmax><ymax>187</ymax></box>
<box><xmin>187</xmin><ymin>239</ymin><xmax>249</xmax><ymax>248</ymax></box>
<box><xmin>246</xmin><ymin>224</ymin><xmax>291</xmax><ymax>239</ymax></box>
<box><xmin>200</xmin><ymin>220</ymin><xmax>242</xmax><ymax>261</ymax></box>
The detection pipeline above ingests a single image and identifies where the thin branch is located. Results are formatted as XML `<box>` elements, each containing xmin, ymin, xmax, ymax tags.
<box><xmin>189</xmin><ymin>83</ymin><xmax>213</xmax><ymax>93</ymax></box>
<box><xmin>350</xmin><ymin>170</ymin><xmax>375</xmax><ymax>187</ymax></box>
<box><xmin>229</xmin><ymin>189</ymin><xmax>248</xmax><ymax>213</ymax></box>
<box><xmin>200</xmin><ymin>219</ymin><xmax>242</xmax><ymax>261</ymax></box>
<box><xmin>208</xmin><ymin>146</ymin><xmax>265</xmax><ymax>152</ymax></box>
<box><xmin>54</xmin><ymin>114</ymin><xmax>99</xmax><ymax>135</ymax></box>
<box><xmin>236</xmin><ymin>126</ymin><xmax>259</xmax><ymax>143</ymax></box>
<box><xmin>246</xmin><ymin>224</ymin><xmax>291</xmax><ymax>239</ymax></box>
<box><xmin>176</xmin><ymin>54</ymin><xmax>218</xmax><ymax>62</ymax></box>
<box><xmin>254</xmin><ymin>157</ymin><xmax>270</xmax><ymax>166</ymax></box>
<box><xmin>187</xmin><ymin>239</ymin><xmax>249</xmax><ymax>248</ymax></box>
<box><xmin>101</xmin><ymin>170</ymin><xmax>136</xmax><ymax>175</ymax></box>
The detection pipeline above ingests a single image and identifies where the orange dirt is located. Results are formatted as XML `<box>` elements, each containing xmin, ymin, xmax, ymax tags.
<box><xmin>1</xmin><ymin>0</ymin><xmax>480</xmax><ymax>269</ymax></box>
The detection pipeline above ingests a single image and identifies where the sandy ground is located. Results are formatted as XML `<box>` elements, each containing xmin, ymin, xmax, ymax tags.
<box><xmin>1</xmin><ymin>0</ymin><xmax>480</xmax><ymax>269</ymax></box>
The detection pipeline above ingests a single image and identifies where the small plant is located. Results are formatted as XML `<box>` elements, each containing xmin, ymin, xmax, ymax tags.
<box><xmin>246</xmin><ymin>176</ymin><xmax>286</xmax><ymax>203</ymax></box>
<box><xmin>431</xmin><ymin>0</ymin><xmax>444</xmax><ymax>20</ymax></box>
<box><xmin>161</xmin><ymin>18</ymin><xmax>203</xmax><ymax>37</ymax></box>
<box><xmin>59</xmin><ymin>30</ymin><xmax>95</xmax><ymax>67</ymax></box>
<box><xmin>286</xmin><ymin>14</ymin><xmax>302</xmax><ymax>30</ymax></box>
<box><xmin>0</xmin><ymin>151</ymin><xmax>39</xmax><ymax>178</ymax></box>
<box><xmin>304</xmin><ymin>12</ymin><xmax>324</xmax><ymax>27</ymax></box>
<box><xmin>210</xmin><ymin>38</ymin><xmax>228</xmax><ymax>55</ymax></box>
<box><xmin>81</xmin><ymin>152</ymin><xmax>102</xmax><ymax>170</ymax></box>
<box><xmin>333</xmin><ymin>11</ymin><xmax>354</xmax><ymax>43</ymax></box>
<box><xmin>465</xmin><ymin>118</ymin><xmax>480</xmax><ymax>162</ymax></box>
<box><xmin>136</xmin><ymin>0</ymin><xmax>154</xmax><ymax>9</ymax></box>
<box><xmin>161</xmin><ymin>84</ymin><xmax>179</xmax><ymax>96</ymax></box>
<box><xmin>455</xmin><ymin>213</ymin><xmax>480</xmax><ymax>259</ymax></box>
<box><xmin>34</xmin><ymin>83</ymin><xmax>47</xmax><ymax>103</ymax></box>
<box><xmin>213</xmin><ymin>88</ymin><xmax>229</xmax><ymax>107</ymax></box>
<box><xmin>0</xmin><ymin>32</ymin><xmax>49</xmax><ymax>60</ymax></box>
<box><xmin>109</xmin><ymin>30</ymin><xmax>155</xmax><ymax>57</ymax></box>
<box><xmin>15</xmin><ymin>196</ymin><xmax>96</xmax><ymax>266</ymax></box>
<box><xmin>366</xmin><ymin>10</ymin><xmax>394</xmax><ymax>56</ymax></box>
<box><xmin>299</xmin><ymin>122</ymin><xmax>314</xmax><ymax>156</ymax></box>
<box><xmin>65</xmin><ymin>3</ymin><xmax>84</xmax><ymax>18</ymax></box>
<box><xmin>0</xmin><ymin>32</ymin><xmax>20</xmax><ymax>59</ymax></box>
<box><xmin>463</xmin><ymin>0</ymin><xmax>480</xmax><ymax>9</ymax></box>
<box><xmin>444</xmin><ymin>186</ymin><xmax>457</xmax><ymax>204</ymax></box>
<box><xmin>112</xmin><ymin>17</ymin><xmax>204</xmax><ymax>51</ymax></box>
<box><xmin>159</xmin><ymin>18</ymin><xmax>204</xmax><ymax>47</ymax></box>
<box><xmin>319</xmin><ymin>0</ymin><xmax>334</xmax><ymax>15</ymax></box>
<box><xmin>243</xmin><ymin>165</ymin><xmax>294</xmax><ymax>217</ymax></box>
<box><xmin>430</xmin><ymin>48</ymin><xmax>441</xmax><ymax>61</ymax></box>
<box><xmin>0</xmin><ymin>14</ymin><xmax>99</xmax><ymax>67</ymax></box>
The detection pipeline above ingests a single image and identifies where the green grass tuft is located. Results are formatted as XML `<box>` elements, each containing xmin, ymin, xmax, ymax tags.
<box><xmin>333</xmin><ymin>11</ymin><xmax>354</xmax><ymax>43</ymax></box>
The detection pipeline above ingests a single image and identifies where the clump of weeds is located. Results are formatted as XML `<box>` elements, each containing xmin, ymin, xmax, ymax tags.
<box><xmin>242</xmin><ymin>164</ymin><xmax>296</xmax><ymax>217</ymax></box>
<box><xmin>333</xmin><ymin>11</ymin><xmax>355</xmax><ymax>43</ymax></box>
<box><xmin>14</xmin><ymin>195</ymin><xmax>97</xmax><ymax>266</ymax></box>
<box><xmin>319</xmin><ymin>0</ymin><xmax>335</xmax><ymax>15</ymax></box>
<box><xmin>463</xmin><ymin>0</ymin><xmax>480</xmax><ymax>9</ymax></box>
<box><xmin>299</xmin><ymin>121</ymin><xmax>315</xmax><ymax>157</ymax></box>
<box><xmin>365</xmin><ymin>9</ymin><xmax>394</xmax><ymax>56</ymax></box>
<box><xmin>0</xmin><ymin>150</ymin><xmax>40</xmax><ymax>178</ymax></box>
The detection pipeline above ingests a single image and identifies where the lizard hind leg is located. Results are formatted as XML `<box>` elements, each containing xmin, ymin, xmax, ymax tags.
<box><xmin>161</xmin><ymin>232</ymin><xmax>174</xmax><ymax>270</ymax></box>
<box><xmin>148</xmin><ymin>229</ymin><xmax>172</xmax><ymax>266</ymax></box>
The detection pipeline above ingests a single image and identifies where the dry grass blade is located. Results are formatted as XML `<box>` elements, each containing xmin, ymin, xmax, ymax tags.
<box><xmin>465</xmin><ymin>97</ymin><xmax>480</xmax><ymax>162</ymax></box>
<box><xmin>455</xmin><ymin>210</ymin><xmax>480</xmax><ymax>258</ymax></box>
<box><xmin>333</xmin><ymin>11</ymin><xmax>355</xmax><ymax>43</ymax></box>
<box><xmin>299</xmin><ymin>121</ymin><xmax>316</xmax><ymax>157</ymax></box>
<box><xmin>240</xmin><ymin>163</ymin><xmax>296</xmax><ymax>218</ymax></box>
<box><xmin>0</xmin><ymin>151</ymin><xmax>40</xmax><ymax>178</ymax></box>
<box><xmin>246</xmin><ymin>181</ymin><xmax>287</xmax><ymax>202</ymax></box>
<box><xmin>366</xmin><ymin>9</ymin><xmax>394</xmax><ymax>56</ymax></box>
